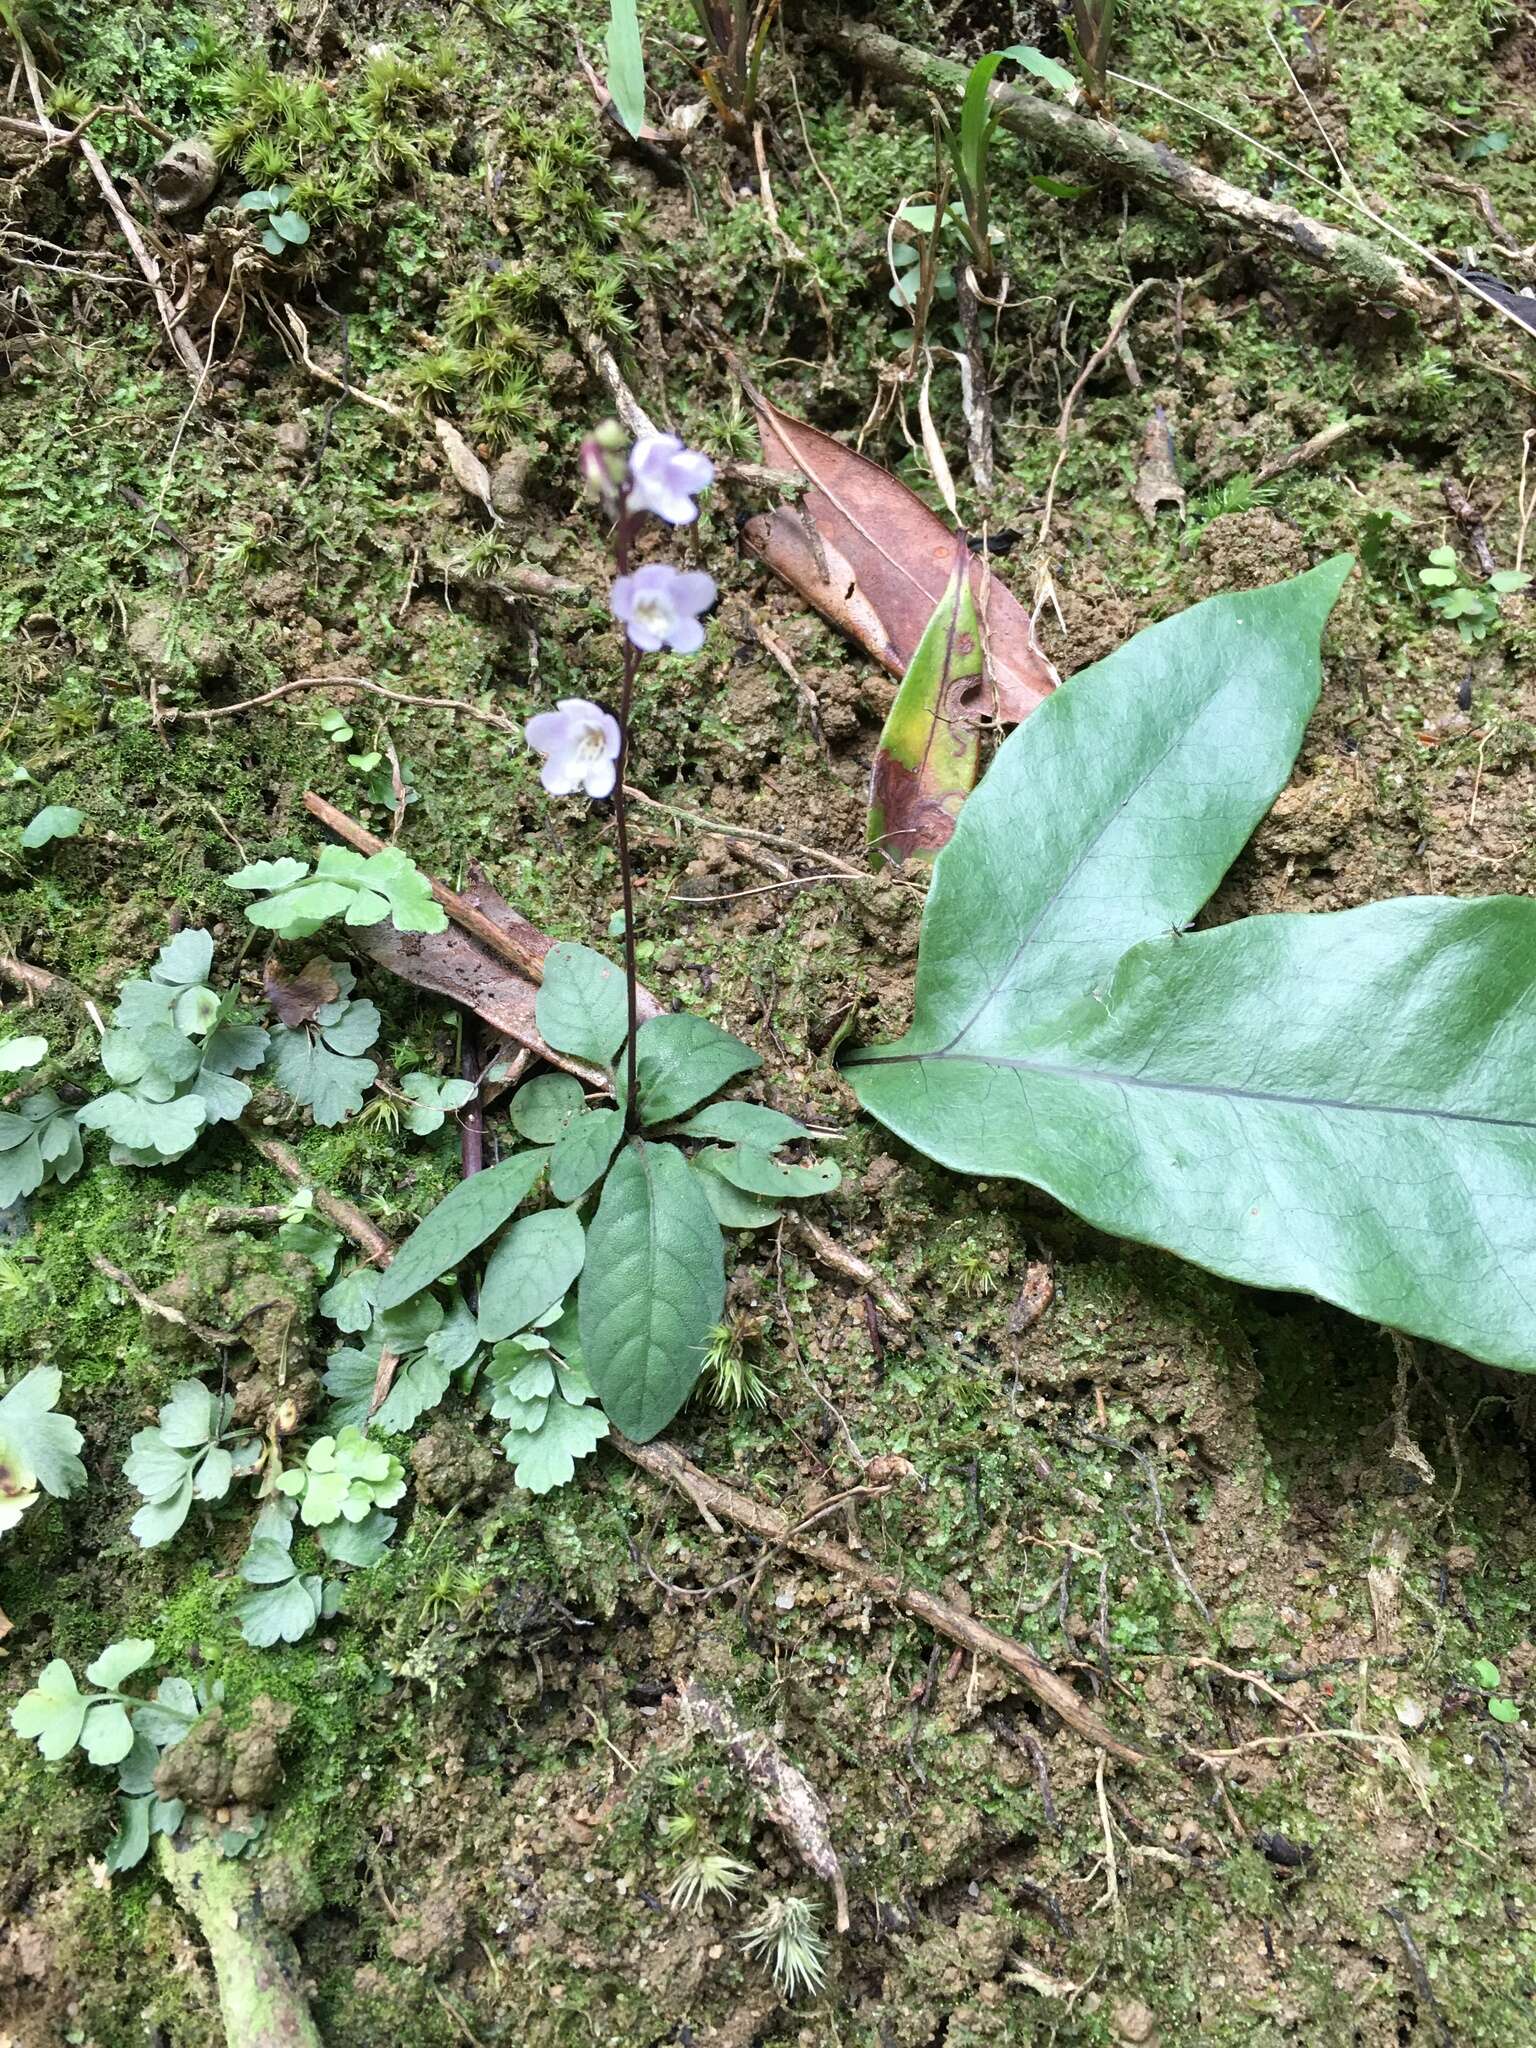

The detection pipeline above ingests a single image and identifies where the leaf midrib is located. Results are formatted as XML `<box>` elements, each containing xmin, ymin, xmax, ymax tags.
<box><xmin>850</xmin><ymin>1046</ymin><xmax>1536</xmax><ymax>1135</ymax></box>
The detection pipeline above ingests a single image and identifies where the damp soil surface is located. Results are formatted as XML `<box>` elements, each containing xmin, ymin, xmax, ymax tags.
<box><xmin>3</xmin><ymin>2</ymin><xmax>1536</xmax><ymax>2044</ymax></box>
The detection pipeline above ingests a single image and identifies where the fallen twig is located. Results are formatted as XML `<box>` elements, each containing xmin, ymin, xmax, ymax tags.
<box><xmin>790</xmin><ymin>1214</ymin><xmax>912</xmax><ymax>1325</ymax></box>
<box><xmin>303</xmin><ymin>792</ymin><xmax>547</xmax><ymax>985</ymax></box>
<box><xmin>237</xmin><ymin>1122</ymin><xmax>394</xmax><ymax>1266</ymax></box>
<box><xmin>679</xmin><ymin>1680</ymin><xmax>851</xmax><ymax>1930</ymax></box>
<box><xmin>0</xmin><ymin>954</ymin><xmax>107</xmax><ymax>1035</ymax></box>
<box><xmin>826</xmin><ymin>24</ymin><xmax>1442</xmax><ymax>319</ymax></box>
<box><xmin>621</xmin><ymin>1435</ymin><xmax>1145</xmax><ymax>1764</ymax></box>
<box><xmin>624</xmin><ymin>786</ymin><xmax>873</xmax><ymax>883</ymax></box>
<box><xmin>1384</xmin><ymin>1906</ymin><xmax>1456</xmax><ymax>2048</ymax></box>
<box><xmin>170</xmin><ymin>676</ymin><xmax>525</xmax><ymax>740</ymax></box>
<box><xmin>206</xmin><ymin>1205</ymin><xmax>292</xmax><ymax>1230</ymax></box>
<box><xmin>1253</xmin><ymin>416</ymin><xmax>1360</xmax><ymax>485</ymax></box>
<box><xmin>1441</xmin><ymin>476</ymin><xmax>1497</xmax><ymax>578</ymax></box>
<box><xmin>158</xmin><ymin>1833</ymin><xmax>323</xmax><ymax>2048</ymax></box>
<box><xmin>90</xmin><ymin>1254</ymin><xmax>240</xmax><ymax>1348</ymax></box>
<box><xmin>8</xmin><ymin>43</ymin><xmax>205</xmax><ymax>380</ymax></box>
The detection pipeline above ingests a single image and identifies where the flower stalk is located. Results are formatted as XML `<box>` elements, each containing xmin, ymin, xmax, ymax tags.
<box><xmin>525</xmin><ymin>427</ymin><xmax>718</xmax><ymax>1130</ymax></box>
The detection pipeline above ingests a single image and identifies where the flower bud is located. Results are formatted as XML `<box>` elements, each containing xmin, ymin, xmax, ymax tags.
<box><xmin>579</xmin><ymin>420</ymin><xmax>629</xmax><ymax>519</ymax></box>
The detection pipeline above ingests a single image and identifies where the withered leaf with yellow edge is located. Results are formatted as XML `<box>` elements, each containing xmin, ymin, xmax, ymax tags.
<box><xmin>868</xmin><ymin>551</ymin><xmax>986</xmax><ymax>867</ymax></box>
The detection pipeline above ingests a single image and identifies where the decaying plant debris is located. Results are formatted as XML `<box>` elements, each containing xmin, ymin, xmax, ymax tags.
<box><xmin>5</xmin><ymin>1</ymin><xmax>1536</xmax><ymax>2043</ymax></box>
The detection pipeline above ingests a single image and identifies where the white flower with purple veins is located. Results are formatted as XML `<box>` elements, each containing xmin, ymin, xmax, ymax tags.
<box><xmin>524</xmin><ymin>698</ymin><xmax>622</xmax><ymax>799</ymax></box>
<box><xmin>610</xmin><ymin>564</ymin><xmax>718</xmax><ymax>655</ymax></box>
<box><xmin>626</xmin><ymin>433</ymin><xmax>715</xmax><ymax>525</ymax></box>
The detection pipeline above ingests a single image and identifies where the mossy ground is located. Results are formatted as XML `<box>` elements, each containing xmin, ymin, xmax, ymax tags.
<box><xmin>3</xmin><ymin>0</ymin><xmax>1536</xmax><ymax>2042</ymax></box>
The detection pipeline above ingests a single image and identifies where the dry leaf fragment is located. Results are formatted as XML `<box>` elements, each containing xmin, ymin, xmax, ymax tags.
<box><xmin>1131</xmin><ymin>404</ymin><xmax>1185</xmax><ymax>529</ymax></box>
<box><xmin>262</xmin><ymin>956</ymin><xmax>341</xmax><ymax>1028</ymax></box>
<box><xmin>740</xmin><ymin>377</ymin><xmax>1058</xmax><ymax>719</ymax></box>
<box><xmin>433</xmin><ymin>417</ymin><xmax>500</xmax><ymax>523</ymax></box>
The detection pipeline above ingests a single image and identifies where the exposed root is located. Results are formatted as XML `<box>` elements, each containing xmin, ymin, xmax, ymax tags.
<box><xmin>157</xmin><ymin>1832</ymin><xmax>323</xmax><ymax>2048</ymax></box>
<box><xmin>678</xmin><ymin>1679</ymin><xmax>851</xmax><ymax>1931</ymax></box>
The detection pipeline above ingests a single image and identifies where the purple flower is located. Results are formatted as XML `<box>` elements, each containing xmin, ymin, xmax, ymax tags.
<box><xmin>524</xmin><ymin>697</ymin><xmax>622</xmax><ymax>799</ymax></box>
<box><xmin>626</xmin><ymin>433</ymin><xmax>715</xmax><ymax>526</ymax></box>
<box><xmin>610</xmin><ymin>564</ymin><xmax>717</xmax><ymax>655</ymax></box>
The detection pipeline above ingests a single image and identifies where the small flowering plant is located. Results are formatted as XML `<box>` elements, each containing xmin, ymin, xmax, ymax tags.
<box><xmin>524</xmin><ymin>419</ymin><xmax>720</xmax><ymax>1118</ymax></box>
<box><xmin>400</xmin><ymin>423</ymin><xmax>837</xmax><ymax>1443</ymax></box>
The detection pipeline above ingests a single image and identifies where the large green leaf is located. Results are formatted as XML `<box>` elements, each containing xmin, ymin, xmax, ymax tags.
<box><xmin>374</xmin><ymin>1150</ymin><xmax>548</xmax><ymax>1309</ymax></box>
<box><xmin>579</xmin><ymin>1140</ymin><xmax>723</xmax><ymax>1439</ymax></box>
<box><xmin>853</xmin><ymin>891</ymin><xmax>1536</xmax><ymax>1372</ymax></box>
<box><xmin>884</xmin><ymin>557</ymin><xmax>1353</xmax><ymax>1047</ymax></box>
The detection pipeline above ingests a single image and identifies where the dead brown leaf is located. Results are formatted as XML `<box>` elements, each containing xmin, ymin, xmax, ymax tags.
<box><xmin>739</xmin><ymin>377</ymin><xmax>1058</xmax><ymax>719</ymax></box>
<box><xmin>262</xmin><ymin>955</ymin><xmax>340</xmax><ymax>1029</ymax></box>
<box><xmin>433</xmin><ymin>417</ymin><xmax>499</xmax><ymax>522</ymax></box>
<box><xmin>1131</xmin><ymin>403</ymin><xmax>1185</xmax><ymax>529</ymax></box>
<box><xmin>354</xmin><ymin>913</ymin><xmax>660</xmax><ymax>1091</ymax></box>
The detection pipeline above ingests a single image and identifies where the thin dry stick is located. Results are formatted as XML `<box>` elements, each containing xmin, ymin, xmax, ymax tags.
<box><xmin>624</xmin><ymin>786</ymin><xmax>873</xmax><ymax>884</ymax></box>
<box><xmin>1253</xmin><ymin>416</ymin><xmax>1360</xmax><ymax>485</ymax></box>
<box><xmin>237</xmin><ymin>1122</ymin><xmax>394</xmax><ymax>1266</ymax></box>
<box><xmin>1101</xmin><ymin>62</ymin><xmax>1529</xmax><ymax>337</ymax></box>
<box><xmin>574</xmin><ymin>329</ymin><xmax>659</xmax><ymax>437</ymax></box>
<box><xmin>277</xmin><ymin>304</ymin><xmax>408</xmax><ymax>419</ymax></box>
<box><xmin>791</xmin><ymin>1214</ymin><xmax>912</xmax><ymax>1324</ymax></box>
<box><xmin>90</xmin><ymin>1254</ymin><xmax>240</xmax><ymax>1347</ymax></box>
<box><xmin>668</xmin><ymin>872</ymin><xmax>867</xmax><ymax>904</ymax></box>
<box><xmin>1037</xmin><ymin>278</ymin><xmax>1163</xmax><ymax>552</ymax></box>
<box><xmin>1517</xmin><ymin>430</ymin><xmax>1536</xmax><ymax>576</ymax></box>
<box><xmin>171</xmin><ymin>674</ymin><xmax>524</xmax><ymax>742</ymax></box>
<box><xmin>301</xmin><ymin>792</ymin><xmax>547</xmax><ymax>984</ymax></box>
<box><xmin>621</xmin><ymin>1435</ymin><xmax>1145</xmax><ymax>1764</ymax></box>
<box><xmin>7</xmin><ymin>64</ymin><xmax>203</xmax><ymax>381</ymax></box>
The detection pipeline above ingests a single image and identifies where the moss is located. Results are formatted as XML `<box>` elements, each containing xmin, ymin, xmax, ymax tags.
<box><xmin>4</xmin><ymin>0</ymin><xmax>1536</xmax><ymax>2039</ymax></box>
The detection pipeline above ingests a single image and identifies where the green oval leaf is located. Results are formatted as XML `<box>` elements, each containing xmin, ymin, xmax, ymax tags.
<box><xmin>672</xmin><ymin>1102</ymin><xmax>811</xmax><ymax>1147</ymax></box>
<box><xmin>535</xmin><ymin>944</ymin><xmax>630</xmax><ymax>1065</ymax></box>
<box><xmin>690</xmin><ymin>1151</ymin><xmax>783</xmax><ymax>1229</ymax></box>
<box><xmin>579</xmin><ymin>1140</ymin><xmax>723</xmax><ymax>1439</ymax></box>
<box><xmin>479</xmin><ymin>1206</ymin><xmax>586</xmax><ymax>1341</ymax></box>
<box><xmin>510</xmin><ymin>1072</ymin><xmax>587</xmax><ymax>1144</ymax></box>
<box><xmin>20</xmin><ymin>804</ymin><xmax>82</xmax><ymax>850</ymax></box>
<box><xmin>549</xmin><ymin>1105</ymin><xmax>624</xmax><ymax>1203</ymax></box>
<box><xmin>706</xmin><ymin>1145</ymin><xmax>841</xmax><ymax>1199</ymax></box>
<box><xmin>634</xmin><ymin>1014</ymin><xmax>761</xmax><ymax>1125</ymax></box>
<box><xmin>373</xmin><ymin>1150</ymin><xmax>548</xmax><ymax>1310</ymax></box>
